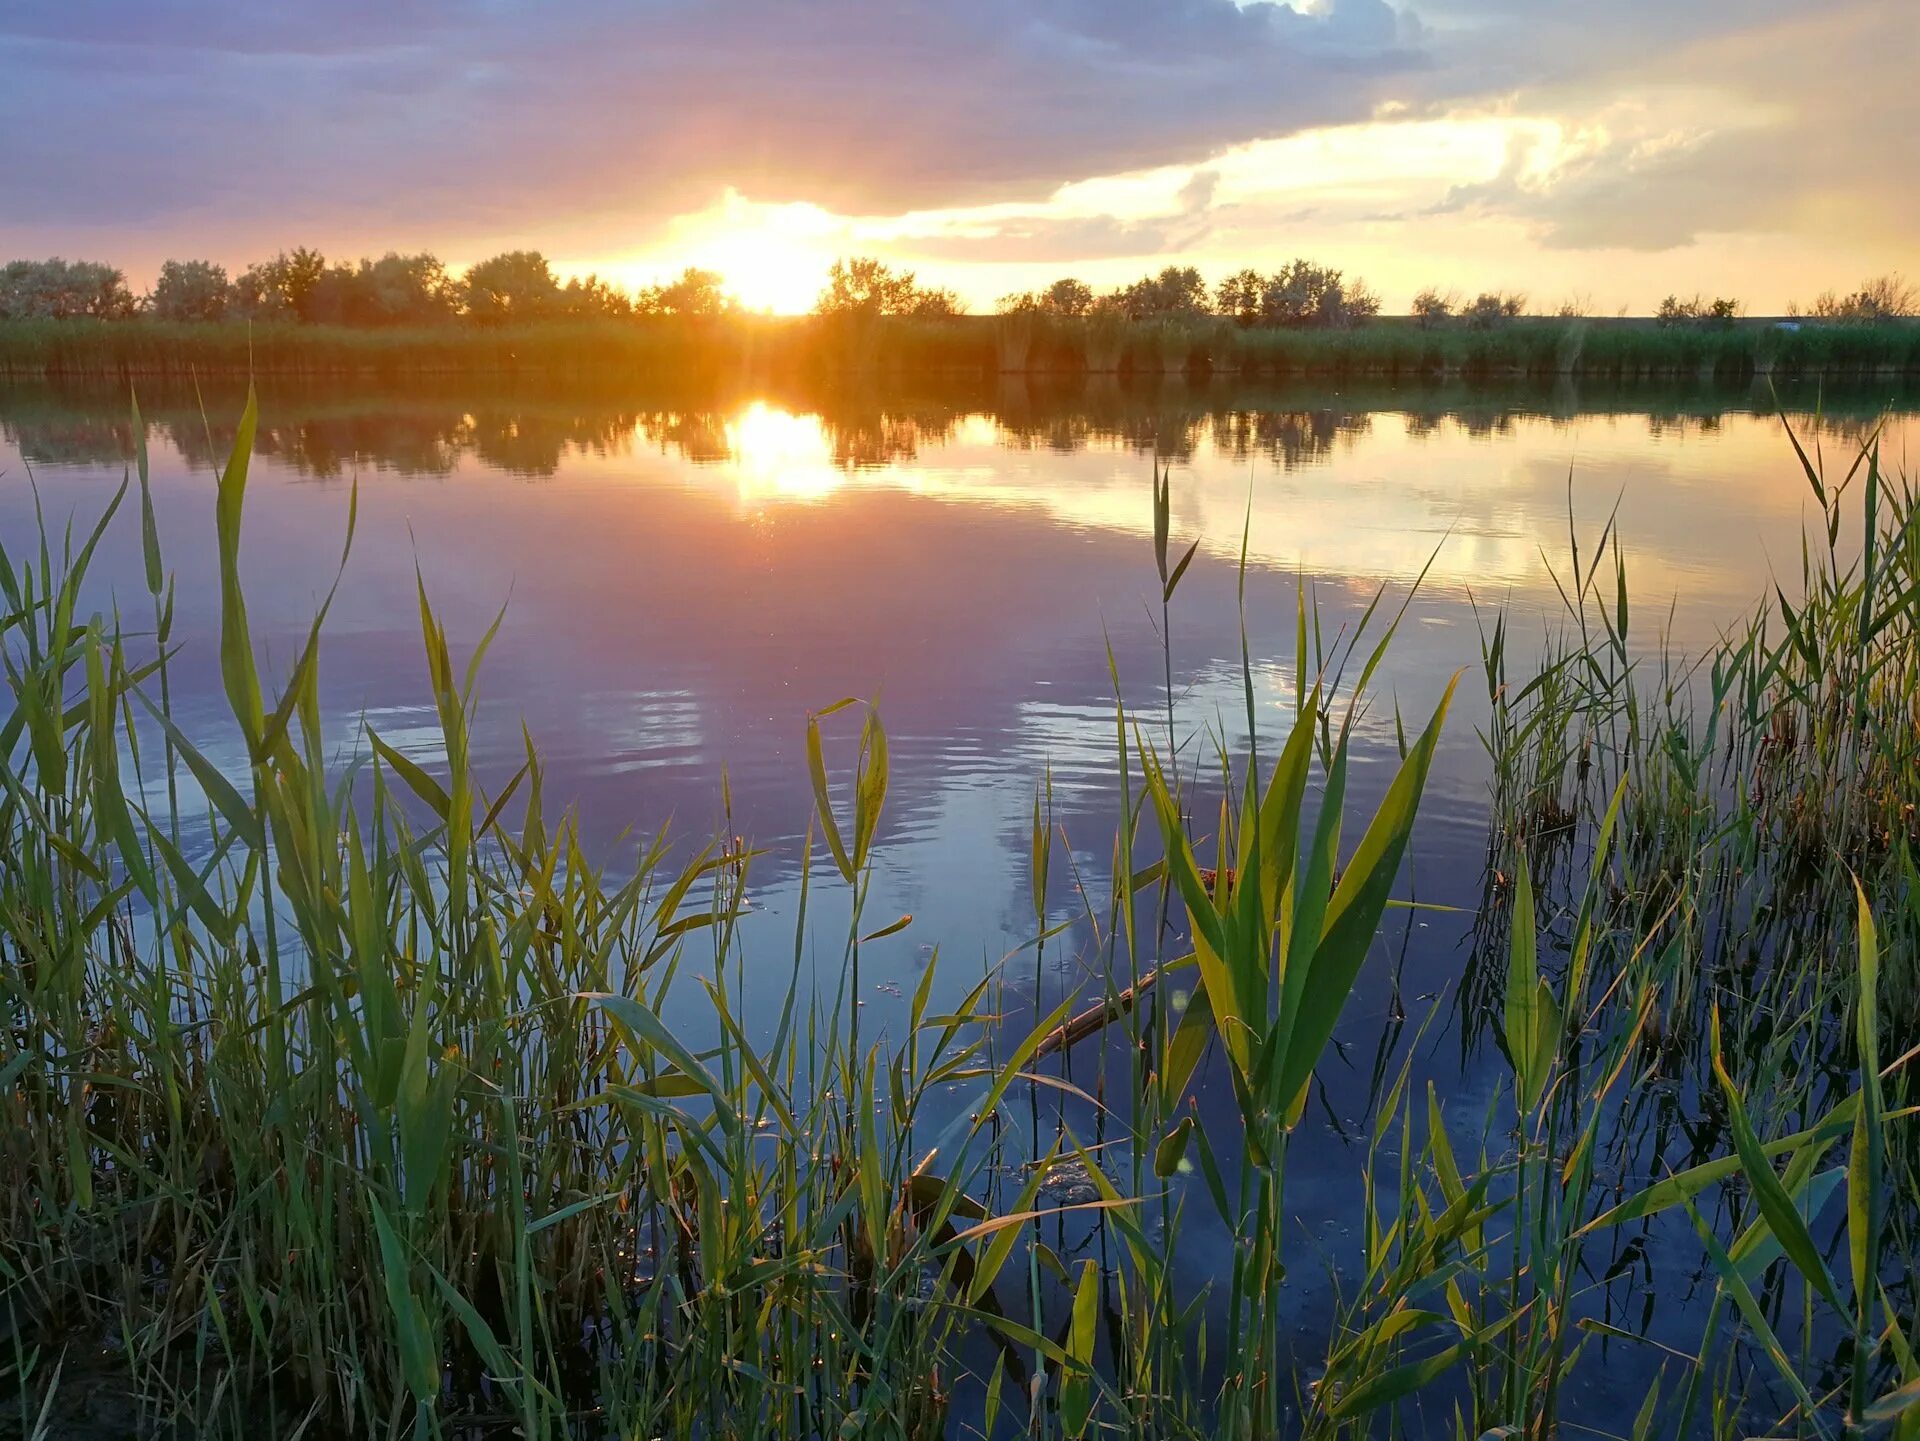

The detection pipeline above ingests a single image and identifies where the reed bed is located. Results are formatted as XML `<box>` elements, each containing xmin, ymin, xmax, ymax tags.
<box><xmin>0</xmin><ymin>394</ymin><xmax>1916</xmax><ymax>1438</ymax></box>
<box><xmin>3</xmin><ymin>316</ymin><xmax>1917</xmax><ymax>383</ymax></box>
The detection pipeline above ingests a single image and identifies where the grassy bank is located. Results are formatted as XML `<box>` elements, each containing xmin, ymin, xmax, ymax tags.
<box><xmin>1</xmin><ymin>395</ymin><xmax>1917</xmax><ymax>1438</ymax></box>
<box><xmin>3</xmin><ymin>314</ymin><xmax>1918</xmax><ymax>382</ymax></box>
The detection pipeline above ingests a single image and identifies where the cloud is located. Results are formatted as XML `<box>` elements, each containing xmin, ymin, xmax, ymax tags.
<box><xmin>0</xmin><ymin>0</ymin><xmax>1427</xmax><ymax>263</ymax></box>
<box><xmin>1410</xmin><ymin>2</ymin><xmax>1920</xmax><ymax>253</ymax></box>
<box><xmin>894</xmin><ymin>164</ymin><xmax>1225</xmax><ymax>263</ymax></box>
<box><xmin>1</xmin><ymin>0</ymin><xmax>1912</xmax><ymax>301</ymax></box>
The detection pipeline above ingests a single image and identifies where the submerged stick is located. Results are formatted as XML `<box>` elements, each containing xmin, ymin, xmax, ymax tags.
<box><xmin>1033</xmin><ymin>966</ymin><xmax>1166</xmax><ymax>1060</ymax></box>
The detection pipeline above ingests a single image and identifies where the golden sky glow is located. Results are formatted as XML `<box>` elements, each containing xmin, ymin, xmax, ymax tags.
<box><xmin>573</xmin><ymin>83</ymin><xmax>1899</xmax><ymax>315</ymax></box>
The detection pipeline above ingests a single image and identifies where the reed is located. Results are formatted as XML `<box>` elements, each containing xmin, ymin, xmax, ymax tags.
<box><xmin>0</xmin><ymin>393</ymin><xmax>1915</xmax><ymax>1438</ymax></box>
<box><xmin>4</xmin><ymin>315</ymin><xmax>1918</xmax><ymax>382</ymax></box>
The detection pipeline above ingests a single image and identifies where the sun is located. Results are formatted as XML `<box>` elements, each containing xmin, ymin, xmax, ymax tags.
<box><xmin>651</xmin><ymin>189</ymin><xmax>847</xmax><ymax>314</ymax></box>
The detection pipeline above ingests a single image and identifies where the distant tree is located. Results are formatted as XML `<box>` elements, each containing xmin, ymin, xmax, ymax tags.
<box><xmin>1462</xmin><ymin>291</ymin><xmax>1527</xmax><ymax>329</ymax></box>
<box><xmin>230</xmin><ymin>263</ymin><xmax>290</xmax><ymax>320</ymax></box>
<box><xmin>1038</xmin><ymin>277</ymin><xmax>1093</xmax><ymax>317</ymax></box>
<box><xmin>1411</xmin><ymin>288</ymin><xmax>1455</xmax><ymax>328</ymax></box>
<box><xmin>1111</xmin><ymin>266</ymin><xmax>1210</xmax><ymax>321</ymax></box>
<box><xmin>1806</xmin><ymin>273</ymin><xmax>1918</xmax><ymax>322</ymax></box>
<box><xmin>150</xmin><ymin>259</ymin><xmax>230</xmax><ymax>321</ymax></box>
<box><xmin>463</xmin><ymin>251</ymin><xmax>562</xmax><ymax>321</ymax></box>
<box><xmin>0</xmin><ymin>258</ymin><xmax>137</xmax><ymax>319</ymax></box>
<box><xmin>998</xmin><ymin>277</ymin><xmax>1094</xmax><ymax>317</ymax></box>
<box><xmin>304</xmin><ymin>263</ymin><xmax>376</xmax><ymax>325</ymax></box>
<box><xmin>1657</xmin><ymin>293</ymin><xmax>1741</xmax><ymax>329</ymax></box>
<box><xmin>559</xmin><ymin>273</ymin><xmax>634</xmax><ymax>318</ymax></box>
<box><xmin>1252</xmin><ymin>261</ymin><xmax>1378</xmax><ymax>329</ymax></box>
<box><xmin>361</xmin><ymin>253</ymin><xmax>460</xmax><ymax>323</ymax></box>
<box><xmin>639</xmin><ymin>267</ymin><xmax>733</xmax><ymax>317</ymax></box>
<box><xmin>1215</xmin><ymin>269</ymin><xmax>1266</xmax><ymax>327</ymax></box>
<box><xmin>815</xmin><ymin>257</ymin><xmax>959</xmax><ymax>318</ymax></box>
<box><xmin>1261</xmin><ymin>261</ymin><xmax>1332</xmax><ymax>328</ymax></box>
<box><xmin>904</xmin><ymin>285</ymin><xmax>964</xmax><ymax>318</ymax></box>
<box><xmin>1341</xmin><ymin>278</ymin><xmax>1382</xmax><ymax>326</ymax></box>
<box><xmin>1554</xmin><ymin>292</ymin><xmax>1593</xmax><ymax>319</ymax></box>
<box><xmin>231</xmin><ymin>248</ymin><xmax>328</xmax><ymax>321</ymax></box>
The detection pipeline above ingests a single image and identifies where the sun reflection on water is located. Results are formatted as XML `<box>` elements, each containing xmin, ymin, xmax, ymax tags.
<box><xmin>721</xmin><ymin>402</ymin><xmax>846</xmax><ymax>504</ymax></box>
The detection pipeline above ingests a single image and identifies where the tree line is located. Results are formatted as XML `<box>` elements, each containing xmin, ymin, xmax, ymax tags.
<box><xmin>0</xmin><ymin>251</ymin><xmax>735</xmax><ymax>324</ymax></box>
<box><xmin>1</xmin><ymin>249</ymin><xmax>1912</xmax><ymax>326</ymax></box>
<box><xmin>1000</xmin><ymin>262</ymin><xmax>1383</xmax><ymax>329</ymax></box>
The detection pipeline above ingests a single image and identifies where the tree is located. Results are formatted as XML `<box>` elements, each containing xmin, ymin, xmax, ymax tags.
<box><xmin>1232</xmin><ymin>261</ymin><xmax>1378</xmax><ymax>330</ymax></box>
<box><xmin>1462</xmin><ymin>291</ymin><xmax>1527</xmax><ymax>329</ymax></box>
<box><xmin>814</xmin><ymin>257</ymin><xmax>959</xmax><ymax>318</ymax></box>
<box><xmin>1215</xmin><ymin>269</ymin><xmax>1265</xmax><ymax>327</ymax></box>
<box><xmin>150</xmin><ymin>259</ymin><xmax>230</xmax><ymax>321</ymax></box>
<box><xmin>231</xmin><ymin>248</ymin><xmax>328</xmax><ymax>321</ymax></box>
<box><xmin>1260</xmin><ymin>261</ymin><xmax>1335</xmax><ymax>327</ymax></box>
<box><xmin>463</xmin><ymin>251</ymin><xmax>561</xmax><ymax>321</ymax></box>
<box><xmin>294</xmin><ymin>253</ymin><xmax>460</xmax><ymax>325</ymax></box>
<box><xmin>362</xmin><ymin>253</ymin><xmax>460</xmax><ymax>323</ymax></box>
<box><xmin>1806</xmin><ymin>274</ymin><xmax>1918</xmax><ymax>322</ymax></box>
<box><xmin>1111</xmin><ymin>266</ymin><xmax>1210</xmax><ymax>321</ymax></box>
<box><xmin>905</xmin><ymin>285</ymin><xmax>964</xmax><ymax>318</ymax></box>
<box><xmin>639</xmin><ymin>267</ymin><xmax>734</xmax><ymax>317</ymax></box>
<box><xmin>1339</xmin><ymin>278</ymin><xmax>1382</xmax><ymax>327</ymax></box>
<box><xmin>0</xmin><ymin>259</ymin><xmax>137</xmax><ymax>319</ymax></box>
<box><xmin>998</xmin><ymin>277</ymin><xmax>1093</xmax><ymax>318</ymax></box>
<box><xmin>1039</xmin><ymin>278</ymin><xmax>1093</xmax><ymax>317</ymax></box>
<box><xmin>559</xmin><ymin>273</ymin><xmax>634</xmax><ymax>318</ymax></box>
<box><xmin>1656</xmin><ymin>293</ymin><xmax>1740</xmax><ymax>329</ymax></box>
<box><xmin>1411</xmin><ymin>288</ymin><xmax>1455</xmax><ymax>328</ymax></box>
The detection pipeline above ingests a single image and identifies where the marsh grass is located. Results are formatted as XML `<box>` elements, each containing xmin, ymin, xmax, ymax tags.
<box><xmin>3</xmin><ymin>315</ymin><xmax>1918</xmax><ymax>383</ymax></box>
<box><xmin>0</xmin><ymin>391</ymin><xmax>1915</xmax><ymax>1439</ymax></box>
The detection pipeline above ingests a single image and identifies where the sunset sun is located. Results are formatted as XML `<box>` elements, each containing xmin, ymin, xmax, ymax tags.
<box><xmin>652</xmin><ymin>190</ymin><xmax>845</xmax><ymax>313</ymax></box>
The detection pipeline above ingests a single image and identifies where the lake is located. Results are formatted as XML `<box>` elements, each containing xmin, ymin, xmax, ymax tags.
<box><xmin>4</xmin><ymin>372</ymin><xmax>1914</xmax><ymax>1420</ymax></box>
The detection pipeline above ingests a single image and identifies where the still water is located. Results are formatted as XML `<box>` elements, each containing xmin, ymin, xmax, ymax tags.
<box><xmin>3</xmin><ymin>373</ymin><xmax>1915</xmax><ymax>1415</ymax></box>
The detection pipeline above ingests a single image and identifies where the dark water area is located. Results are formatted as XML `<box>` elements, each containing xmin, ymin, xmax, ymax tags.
<box><xmin>3</xmin><ymin>372</ymin><xmax>1915</xmax><ymax>1428</ymax></box>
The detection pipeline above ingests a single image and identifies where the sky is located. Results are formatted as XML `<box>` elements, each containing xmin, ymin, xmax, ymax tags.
<box><xmin>1</xmin><ymin>0</ymin><xmax>1915</xmax><ymax>314</ymax></box>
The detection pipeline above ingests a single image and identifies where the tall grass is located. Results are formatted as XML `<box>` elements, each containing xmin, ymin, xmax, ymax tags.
<box><xmin>3</xmin><ymin>314</ymin><xmax>1917</xmax><ymax>381</ymax></box>
<box><xmin>1</xmin><ymin>391</ymin><xmax>1916</xmax><ymax>1438</ymax></box>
